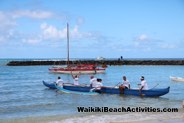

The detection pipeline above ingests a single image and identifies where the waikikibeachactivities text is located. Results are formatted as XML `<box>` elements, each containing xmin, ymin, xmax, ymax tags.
<box><xmin>77</xmin><ymin>107</ymin><xmax>178</xmax><ymax>113</ymax></box>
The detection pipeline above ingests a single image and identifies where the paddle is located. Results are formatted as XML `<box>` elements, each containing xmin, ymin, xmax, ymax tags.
<box><xmin>114</xmin><ymin>82</ymin><xmax>121</xmax><ymax>87</ymax></box>
<box><xmin>150</xmin><ymin>83</ymin><xmax>159</xmax><ymax>89</ymax></box>
<box><xmin>137</xmin><ymin>83</ymin><xmax>141</xmax><ymax>88</ymax></box>
<box><xmin>90</xmin><ymin>88</ymin><xmax>97</xmax><ymax>92</ymax></box>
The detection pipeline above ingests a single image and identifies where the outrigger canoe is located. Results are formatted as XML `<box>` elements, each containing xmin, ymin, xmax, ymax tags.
<box><xmin>62</xmin><ymin>83</ymin><xmax>170</xmax><ymax>97</ymax></box>
<box><xmin>42</xmin><ymin>81</ymin><xmax>56</xmax><ymax>89</ymax></box>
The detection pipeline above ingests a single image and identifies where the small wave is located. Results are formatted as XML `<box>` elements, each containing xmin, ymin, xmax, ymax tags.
<box><xmin>49</xmin><ymin>111</ymin><xmax>183</xmax><ymax>123</ymax></box>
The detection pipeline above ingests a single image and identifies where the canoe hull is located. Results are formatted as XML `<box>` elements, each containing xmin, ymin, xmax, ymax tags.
<box><xmin>42</xmin><ymin>81</ymin><xmax>56</xmax><ymax>89</ymax></box>
<box><xmin>63</xmin><ymin>84</ymin><xmax>170</xmax><ymax>97</ymax></box>
<box><xmin>63</xmin><ymin>83</ymin><xmax>92</xmax><ymax>92</ymax></box>
<box><xmin>56</xmin><ymin>84</ymin><xmax>98</xmax><ymax>95</ymax></box>
<box><xmin>100</xmin><ymin>87</ymin><xmax>170</xmax><ymax>97</ymax></box>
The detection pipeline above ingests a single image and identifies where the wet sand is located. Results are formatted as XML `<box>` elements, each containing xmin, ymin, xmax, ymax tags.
<box><xmin>2</xmin><ymin>109</ymin><xmax>183</xmax><ymax>123</ymax></box>
<box><xmin>59</xmin><ymin>112</ymin><xmax>184</xmax><ymax>123</ymax></box>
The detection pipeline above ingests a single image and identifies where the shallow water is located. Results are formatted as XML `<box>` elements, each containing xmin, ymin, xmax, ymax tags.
<box><xmin>0</xmin><ymin>62</ymin><xmax>184</xmax><ymax>121</ymax></box>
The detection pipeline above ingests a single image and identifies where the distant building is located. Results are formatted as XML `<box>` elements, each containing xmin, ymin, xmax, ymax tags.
<box><xmin>96</xmin><ymin>56</ymin><xmax>105</xmax><ymax>61</ymax></box>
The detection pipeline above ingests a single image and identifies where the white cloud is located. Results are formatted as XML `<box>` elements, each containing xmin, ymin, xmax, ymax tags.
<box><xmin>40</xmin><ymin>23</ymin><xmax>66</xmax><ymax>40</ymax></box>
<box><xmin>133</xmin><ymin>34</ymin><xmax>151</xmax><ymax>49</ymax></box>
<box><xmin>19</xmin><ymin>22</ymin><xmax>101</xmax><ymax>45</ymax></box>
<box><xmin>40</xmin><ymin>23</ymin><xmax>98</xmax><ymax>41</ymax></box>
<box><xmin>76</xmin><ymin>17</ymin><xmax>84</xmax><ymax>25</ymax></box>
<box><xmin>160</xmin><ymin>44</ymin><xmax>177</xmax><ymax>49</ymax></box>
<box><xmin>0</xmin><ymin>11</ymin><xmax>17</xmax><ymax>43</ymax></box>
<box><xmin>0</xmin><ymin>36</ymin><xmax>6</xmax><ymax>42</ymax></box>
<box><xmin>0</xmin><ymin>10</ymin><xmax>54</xmax><ymax>44</ymax></box>
<box><xmin>70</xmin><ymin>25</ymin><xmax>97</xmax><ymax>40</ymax></box>
<box><xmin>133</xmin><ymin>35</ymin><xmax>146</xmax><ymax>48</ymax></box>
<box><xmin>133</xmin><ymin>34</ymin><xmax>163</xmax><ymax>50</ymax></box>
<box><xmin>130</xmin><ymin>34</ymin><xmax>180</xmax><ymax>52</ymax></box>
<box><xmin>136</xmin><ymin>34</ymin><xmax>149</xmax><ymax>41</ymax></box>
<box><xmin>0</xmin><ymin>11</ymin><xmax>17</xmax><ymax>28</ymax></box>
<box><xmin>12</xmin><ymin>10</ymin><xmax>53</xmax><ymax>19</ymax></box>
<box><xmin>0</xmin><ymin>9</ymin><xmax>104</xmax><ymax>46</ymax></box>
<box><xmin>0</xmin><ymin>10</ymin><xmax>53</xmax><ymax>27</ymax></box>
<box><xmin>22</xmin><ymin>38</ymin><xmax>41</xmax><ymax>45</ymax></box>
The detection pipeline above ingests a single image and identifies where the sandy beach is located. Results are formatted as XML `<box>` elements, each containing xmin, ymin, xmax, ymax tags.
<box><xmin>1</xmin><ymin>109</ymin><xmax>183</xmax><ymax>123</ymax></box>
<box><xmin>55</xmin><ymin>111</ymin><xmax>184</xmax><ymax>123</ymax></box>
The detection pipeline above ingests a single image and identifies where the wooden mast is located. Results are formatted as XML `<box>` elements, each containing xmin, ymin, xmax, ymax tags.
<box><xmin>67</xmin><ymin>23</ymin><xmax>69</xmax><ymax>67</ymax></box>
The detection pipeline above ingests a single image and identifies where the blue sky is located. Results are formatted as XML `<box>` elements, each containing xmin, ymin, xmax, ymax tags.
<box><xmin>0</xmin><ymin>0</ymin><xmax>184</xmax><ymax>58</ymax></box>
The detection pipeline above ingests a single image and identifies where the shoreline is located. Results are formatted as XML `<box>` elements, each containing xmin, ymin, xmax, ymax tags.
<box><xmin>6</xmin><ymin>59</ymin><xmax>184</xmax><ymax>66</ymax></box>
<box><xmin>1</xmin><ymin>111</ymin><xmax>183</xmax><ymax>123</ymax></box>
<box><xmin>52</xmin><ymin>110</ymin><xmax>184</xmax><ymax>123</ymax></box>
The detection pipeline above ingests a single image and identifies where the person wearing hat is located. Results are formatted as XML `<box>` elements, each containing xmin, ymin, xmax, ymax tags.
<box><xmin>139</xmin><ymin>76</ymin><xmax>148</xmax><ymax>91</ymax></box>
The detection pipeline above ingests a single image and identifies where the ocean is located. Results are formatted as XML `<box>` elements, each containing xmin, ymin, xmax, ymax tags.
<box><xmin>0</xmin><ymin>59</ymin><xmax>184</xmax><ymax>123</ymax></box>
